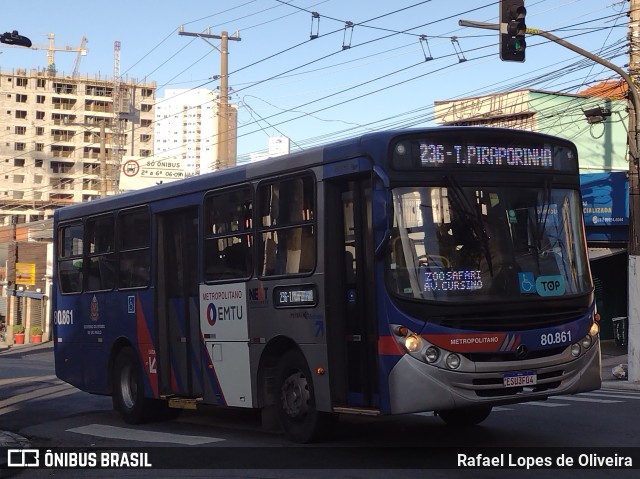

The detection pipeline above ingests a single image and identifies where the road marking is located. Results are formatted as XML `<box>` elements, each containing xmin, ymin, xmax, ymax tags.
<box><xmin>520</xmin><ymin>401</ymin><xmax>568</xmax><ymax>408</ymax></box>
<box><xmin>0</xmin><ymin>375</ymin><xmax>58</xmax><ymax>386</ymax></box>
<box><xmin>67</xmin><ymin>424</ymin><xmax>225</xmax><ymax>445</ymax></box>
<box><xmin>600</xmin><ymin>388</ymin><xmax>640</xmax><ymax>396</ymax></box>
<box><xmin>0</xmin><ymin>383</ymin><xmax>74</xmax><ymax>410</ymax></box>
<box><xmin>551</xmin><ymin>396</ymin><xmax>622</xmax><ymax>404</ymax></box>
<box><xmin>580</xmin><ymin>392</ymin><xmax>640</xmax><ymax>400</ymax></box>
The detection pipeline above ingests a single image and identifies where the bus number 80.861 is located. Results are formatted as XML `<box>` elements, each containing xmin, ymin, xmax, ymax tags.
<box><xmin>53</xmin><ymin>309</ymin><xmax>74</xmax><ymax>325</ymax></box>
<box><xmin>540</xmin><ymin>331</ymin><xmax>571</xmax><ymax>346</ymax></box>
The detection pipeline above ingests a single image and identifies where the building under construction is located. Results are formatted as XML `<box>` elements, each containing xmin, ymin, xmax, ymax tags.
<box><xmin>0</xmin><ymin>67</ymin><xmax>156</xmax><ymax>226</ymax></box>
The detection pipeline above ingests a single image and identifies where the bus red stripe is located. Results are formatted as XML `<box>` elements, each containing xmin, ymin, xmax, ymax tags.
<box><xmin>378</xmin><ymin>336</ymin><xmax>404</xmax><ymax>355</ymax></box>
<box><xmin>135</xmin><ymin>294</ymin><xmax>159</xmax><ymax>397</ymax></box>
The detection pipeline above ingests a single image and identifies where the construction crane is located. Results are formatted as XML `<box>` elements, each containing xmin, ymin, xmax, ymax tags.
<box><xmin>29</xmin><ymin>33</ymin><xmax>88</xmax><ymax>76</ymax></box>
<box><xmin>72</xmin><ymin>36</ymin><xmax>88</xmax><ymax>78</ymax></box>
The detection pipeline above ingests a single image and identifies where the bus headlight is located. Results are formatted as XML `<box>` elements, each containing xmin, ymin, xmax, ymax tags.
<box><xmin>581</xmin><ymin>334</ymin><xmax>593</xmax><ymax>350</ymax></box>
<box><xmin>570</xmin><ymin>343</ymin><xmax>581</xmax><ymax>357</ymax></box>
<box><xmin>404</xmin><ymin>334</ymin><xmax>423</xmax><ymax>352</ymax></box>
<box><xmin>589</xmin><ymin>321</ymin><xmax>599</xmax><ymax>337</ymax></box>
<box><xmin>445</xmin><ymin>353</ymin><xmax>461</xmax><ymax>370</ymax></box>
<box><xmin>424</xmin><ymin>346</ymin><xmax>440</xmax><ymax>363</ymax></box>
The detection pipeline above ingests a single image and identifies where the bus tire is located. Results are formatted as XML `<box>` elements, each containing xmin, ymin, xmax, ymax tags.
<box><xmin>112</xmin><ymin>347</ymin><xmax>150</xmax><ymax>424</ymax></box>
<box><xmin>436</xmin><ymin>406</ymin><xmax>492</xmax><ymax>427</ymax></box>
<box><xmin>275</xmin><ymin>349</ymin><xmax>328</xmax><ymax>443</ymax></box>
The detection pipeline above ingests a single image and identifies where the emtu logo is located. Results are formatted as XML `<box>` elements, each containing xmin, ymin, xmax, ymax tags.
<box><xmin>206</xmin><ymin>303</ymin><xmax>217</xmax><ymax>326</ymax></box>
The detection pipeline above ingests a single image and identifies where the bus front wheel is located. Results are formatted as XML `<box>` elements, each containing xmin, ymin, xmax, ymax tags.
<box><xmin>112</xmin><ymin>347</ymin><xmax>149</xmax><ymax>424</ymax></box>
<box><xmin>275</xmin><ymin>349</ymin><xmax>329</xmax><ymax>443</ymax></box>
<box><xmin>436</xmin><ymin>406</ymin><xmax>492</xmax><ymax>427</ymax></box>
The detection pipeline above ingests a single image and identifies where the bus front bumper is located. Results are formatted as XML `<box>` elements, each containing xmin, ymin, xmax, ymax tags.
<box><xmin>387</xmin><ymin>341</ymin><xmax>601</xmax><ymax>414</ymax></box>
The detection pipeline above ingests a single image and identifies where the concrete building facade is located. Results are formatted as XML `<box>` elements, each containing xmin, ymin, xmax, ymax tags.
<box><xmin>0</xmin><ymin>67</ymin><xmax>156</xmax><ymax>226</ymax></box>
<box><xmin>154</xmin><ymin>88</ymin><xmax>237</xmax><ymax>176</ymax></box>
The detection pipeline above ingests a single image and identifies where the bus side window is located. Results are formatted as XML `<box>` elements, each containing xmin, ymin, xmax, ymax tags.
<box><xmin>59</xmin><ymin>259</ymin><xmax>83</xmax><ymax>293</ymax></box>
<box><xmin>258</xmin><ymin>175</ymin><xmax>315</xmax><ymax>277</ymax></box>
<box><xmin>57</xmin><ymin>223</ymin><xmax>83</xmax><ymax>294</ymax></box>
<box><xmin>86</xmin><ymin>215</ymin><xmax>116</xmax><ymax>291</ymax></box>
<box><xmin>204</xmin><ymin>187</ymin><xmax>253</xmax><ymax>281</ymax></box>
<box><xmin>117</xmin><ymin>208</ymin><xmax>151</xmax><ymax>289</ymax></box>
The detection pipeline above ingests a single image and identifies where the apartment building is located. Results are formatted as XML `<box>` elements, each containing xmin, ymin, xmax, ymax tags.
<box><xmin>154</xmin><ymin>88</ymin><xmax>237</xmax><ymax>175</ymax></box>
<box><xmin>0</xmin><ymin>67</ymin><xmax>156</xmax><ymax>226</ymax></box>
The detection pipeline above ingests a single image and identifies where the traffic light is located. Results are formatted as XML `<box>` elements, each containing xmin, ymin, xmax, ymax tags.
<box><xmin>500</xmin><ymin>1</ymin><xmax>526</xmax><ymax>62</ymax></box>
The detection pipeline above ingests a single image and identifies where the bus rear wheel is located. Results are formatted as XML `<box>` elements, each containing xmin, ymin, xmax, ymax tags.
<box><xmin>112</xmin><ymin>346</ymin><xmax>150</xmax><ymax>424</ymax></box>
<box><xmin>436</xmin><ymin>406</ymin><xmax>492</xmax><ymax>427</ymax></box>
<box><xmin>275</xmin><ymin>349</ymin><xmax>329</xmax><ymax>443</ymax></box>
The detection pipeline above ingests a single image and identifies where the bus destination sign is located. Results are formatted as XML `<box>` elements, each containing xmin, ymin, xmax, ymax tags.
<box><xmin>416</xmin><ymin>143</ymin><xmax>552</xmax><ymax>168</ymax></box>
<box><xmin>391</xmin><ymin>135</ymin><xmax>577</xmax><ymax>172</ymax></box>
<box><xmin>273</xmin><ymin>284</ymin><xmax>317</xmax><ymax>308</ymax></box>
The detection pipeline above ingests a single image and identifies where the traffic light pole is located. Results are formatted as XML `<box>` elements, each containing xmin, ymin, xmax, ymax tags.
<box><xmin>459</xmin><ymin>19</ymin><xmax>640</xmax><ymax>383</ymax></box>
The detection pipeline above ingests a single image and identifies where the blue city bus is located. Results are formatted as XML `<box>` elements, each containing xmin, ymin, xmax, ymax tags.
<box><xmin>52</xmin><ymin>127</ymin><xmax>601</xmax><ymax>442</ymax></box>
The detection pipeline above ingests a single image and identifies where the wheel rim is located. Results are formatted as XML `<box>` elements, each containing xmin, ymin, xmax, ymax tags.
<box><xmin>119</xmin><ymin>363</ymin><xmax>137</xmax><ymax>410</ymax></box>
<box><xmin>281</xmin><ymin>370</ymin><xmax>310</xmax><ymax>419</ymax></box>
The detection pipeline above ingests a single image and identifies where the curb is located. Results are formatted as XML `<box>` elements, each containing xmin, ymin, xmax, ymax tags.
<box><xmin>0</xmin><ymin>341</ymin><xmax>53</xmax><ymax>359</ymax></box>
<box><xmin>601</xmin><ymin>379</ymin><xmax>640</xmax><ymax>391</ymax></box>
<box><xmin>0</xmin><ymin>431</ymin><xmax>31</xmax><ymax>448</ymax></box>
<box><xmin>0</xmin><ymin>431</ymin><xmax>31</xmax><ymax>470</ymax></box>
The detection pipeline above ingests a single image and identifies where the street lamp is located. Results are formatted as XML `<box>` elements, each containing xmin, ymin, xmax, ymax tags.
<box><xmin>0</xmin><ymin>30</ymin><xmax>32</xmax><ymax>48</ymax></box>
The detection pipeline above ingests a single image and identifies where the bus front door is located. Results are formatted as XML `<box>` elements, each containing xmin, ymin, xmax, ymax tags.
<box><xmin>325</xmin><ymin>177</ymin><xmax>379</xmax><ymax>410</ymax></box>
<box><xmin>156</xmin><ymin>207</ymin><xmax>203</xmax><ymax>399</ymax></box>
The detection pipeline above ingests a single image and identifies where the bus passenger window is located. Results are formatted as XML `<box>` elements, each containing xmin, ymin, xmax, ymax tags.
<box><xmin>59</xmin><ymin>259</ymin><xmax>83</xmax><ymax>293</ymax></box>
<box><xmin>119</xmin><ymin>251</ymin><xmax>150</xmax><ymax>288</ymax></box>
<box><xmin>203</xmin><ymin>187</ymin><xmax>253</xmax><ymax>281</ymax></box>
<box><xmin>258</xmin><ymin>175</ymin><xmax>315</xmax><ymax>277</ymax></box>
<box><xmin>117</xmin><ymin>208</ymin><xmax>150</xmax><ymax>289</ymax></box>
<box><xmin>86</xmin><ymin>215</ymin><xmax>116</xmax><ymax>291</ymax></box>
<box><xmin>57</xmin><ymin>223</ymin><xmax>83</xmax><ymax>294</ymax></box>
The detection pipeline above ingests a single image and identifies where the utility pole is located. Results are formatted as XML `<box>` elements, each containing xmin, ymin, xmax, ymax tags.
<box><xmin>99</xmin><ymin>119</ymin><xmax>107</xmax><ymax>197</ymax></box>
<box><xmin>460</xmin><ymin>11</ymin><xmax>640</xmax><ymax>383</ymax></box>
<box><xmin>627</xmin><ymin>0</ymin><xmax>640</xmax><ymax>382</ymax></box>
<box><xmin>178</xmin><ymin>28</ymin><xmax>241</xmax><ymax>170</ymax></box>
<box><xmin>63</xmin><ymin>118</ymin><xmax>109</xmax><ymax>197</ymax></box>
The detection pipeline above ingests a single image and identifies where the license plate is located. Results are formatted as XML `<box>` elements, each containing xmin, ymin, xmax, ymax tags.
<box><xmin>503</xmin><ymin>371</ymin><xmax>537</xmax><ymax>388</ymax></box>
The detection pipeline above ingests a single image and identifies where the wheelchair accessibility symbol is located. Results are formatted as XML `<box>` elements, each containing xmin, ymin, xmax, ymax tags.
<box><xmin>518</xmin><ymin>272</ymin><xmax>535</xmax><ymax>294</ymax></box>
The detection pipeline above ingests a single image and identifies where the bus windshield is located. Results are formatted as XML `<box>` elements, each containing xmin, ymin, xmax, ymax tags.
<box><xmin>386</xmin><ymin>184</ymin><xmax>592</xmax><ymax>302</ymax></box>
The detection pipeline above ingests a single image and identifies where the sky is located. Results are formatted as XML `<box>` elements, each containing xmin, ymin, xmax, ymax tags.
<box><xmin>0</xmin><ymin>0</ymin><xmax>629</xmax><ymax>162</ymax></box>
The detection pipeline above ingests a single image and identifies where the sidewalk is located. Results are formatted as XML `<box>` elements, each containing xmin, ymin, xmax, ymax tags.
<box><xmin>600</xmin><ymin>339</ymin><xmax>637</xmax><ymax>390</ymax></box>
<box><xmin>0</xmin><ymin>338</ymin><xmax>54</xmax><ymax>358</ymax></box>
